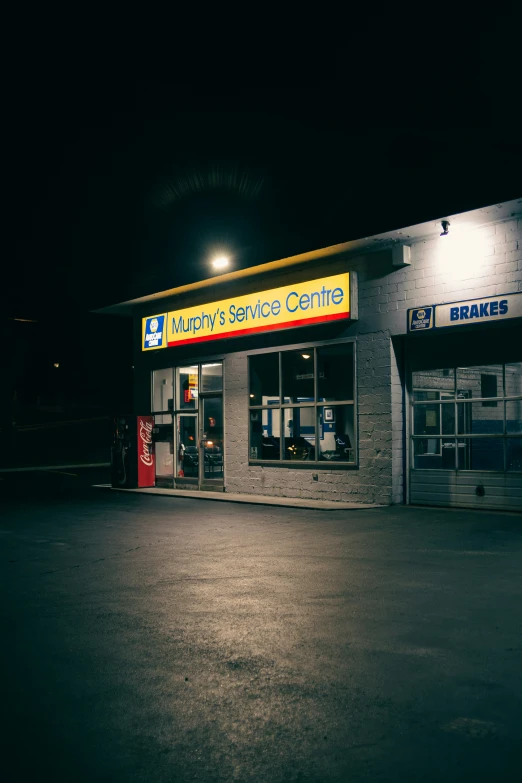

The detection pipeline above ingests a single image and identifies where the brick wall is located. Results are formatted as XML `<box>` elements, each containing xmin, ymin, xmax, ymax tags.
<box><xmin>223</xmin><ymin>215</ymin><xmax>522</xmax><ymax>505</ymax></box>
<box><xmin>355</xmin><ymin>217</ymin><xmax>522</xmax><ymax>336</ymax></box>
<box><xmin>224</xmin><ymin>330</ymin><xmax>396</xmax><ymax>505</ymax></box>
<box><xmin>136</xmin><ymin>213</ymin><xmax>522</xmax><ymax>506</ymax></box>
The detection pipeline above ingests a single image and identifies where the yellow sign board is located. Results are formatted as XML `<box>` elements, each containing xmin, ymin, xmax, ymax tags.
<box><xmin>142</xmin><ymin>272</ymin><xmax>350</xmax><ymax>350</ymax></box>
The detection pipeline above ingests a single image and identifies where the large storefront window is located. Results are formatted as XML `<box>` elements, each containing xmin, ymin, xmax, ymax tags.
<box><xmin>411</xmin><ymin>363</ymin><xmax>522</xmax><ymax>471</ymax></box>
<box><xmin>248</xmin><ymin>341</ymin><xmax>356</xmax><ymax>464</ymax></box>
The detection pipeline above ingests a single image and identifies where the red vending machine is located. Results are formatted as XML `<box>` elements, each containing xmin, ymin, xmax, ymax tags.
<box><xmin>111</xmin><ymin>415</ymin><xmax>156</xmax><ymax>488</ymax></box>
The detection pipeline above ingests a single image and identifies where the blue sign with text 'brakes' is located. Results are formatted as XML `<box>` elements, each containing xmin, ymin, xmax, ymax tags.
<box><xmin>408</xmin><ymin>292</ymin><xmax>522</xmax><ymax>332</ymax></box>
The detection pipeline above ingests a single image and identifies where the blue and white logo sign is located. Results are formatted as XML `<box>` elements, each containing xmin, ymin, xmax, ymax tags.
<box><xmin>143</xmin><ymin>314</ymin><xmax>166</xmax><ymax>350</ymax></box>
<box><xmin>409</xmin><ymin>306</ymin><xmax>434</xmax><ymax>331</ymax></box>
<box><xmin>407</xmin><ymin>292</ymin><xmax>522</xmax><ymax>332</ymax></box>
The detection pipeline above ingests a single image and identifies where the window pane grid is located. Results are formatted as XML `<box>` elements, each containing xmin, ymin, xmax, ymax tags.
<box><xmin>411</xmin><ymin>397</ymin><xmax>508</xmax><ymax>404</ymax></box>
<box><xmin>249</xmin><ymin>342</ymin><xmax>356</xmax><ymax>465</ymax></box>
<box><xmin>411</xmin><ymin>434</ymin><xmax>517</xmax><ymax>438</ymax></box>
<box><xmin>412</xmin><ymin>362</ymin><xmax>522</xmax><ymax>471</ymax></box>
<box><xmin>152</xmin><ymin>364</ymin><xmax>222</xmax><ymax>414</ymax></box>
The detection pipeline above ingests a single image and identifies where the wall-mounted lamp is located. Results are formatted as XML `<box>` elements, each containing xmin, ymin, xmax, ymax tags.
<box><xmin>440</xmin><ymin>220</ymin><xmax>450</xmax><ymax>237</ymax></box>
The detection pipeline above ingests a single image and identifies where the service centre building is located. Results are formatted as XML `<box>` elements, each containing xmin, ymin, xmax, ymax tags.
<box><xmin>100</xmin><ymin>198</ymin><xmax>522</xmax><ymax>511</ymax></box>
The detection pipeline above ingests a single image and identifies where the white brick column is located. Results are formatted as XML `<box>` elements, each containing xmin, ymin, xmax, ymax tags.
<box><xmin>357</xmin><ymin>332</ymin><xmax>394</xmax><ymax>505</ymax></box>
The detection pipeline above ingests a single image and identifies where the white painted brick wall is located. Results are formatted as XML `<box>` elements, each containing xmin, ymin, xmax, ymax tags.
<box><xmin>355</xmin><ymin>217</ymin><xmax>522</xmax><ymax>336</ymax></box>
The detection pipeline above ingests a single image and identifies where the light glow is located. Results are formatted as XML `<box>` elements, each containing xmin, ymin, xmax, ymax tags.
<box><xmin>212</xmin><ymin>256</ymin><xmax>230</xmax><ymax>270</ymax></box>
<box><xmin>10</xmin><ymin>317</ymin><xmax>38</xmax><ymax>323</ymax></box>
<box><xmin>436</xmin><ymin>224</ymin><xmax>485</xmax><ymax>281</ymax></box>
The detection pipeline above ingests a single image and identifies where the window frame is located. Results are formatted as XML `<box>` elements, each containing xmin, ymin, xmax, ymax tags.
<box><xmin>411</xmin><ymin>363</ymin><xmax>522</xmax><ymax>472</ymax></box>
<box><xmin>151</xmin><ymin>360</ymin><xmax>225</xmax><ymax>415</ymax></box>
<box><xmin>248</xmin><ymin>337</ymin><xmax>357</xmax><ymax>468</ymax></box>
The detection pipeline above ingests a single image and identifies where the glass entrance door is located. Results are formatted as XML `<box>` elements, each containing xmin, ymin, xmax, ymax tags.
<box><xmin>154</xmin><ymin>414</ymin><xmax>174</xmax><ymax>488</ymax></box>
<box><xmin>158</xmin><ymin>361</ymin><xmax>224</xmax><ymax>491</ymax></box>
<box><xmin>200</xmin><ymin>395</ymin><xmax>224</xmax><ymax>487</ymax></box>
<box><xmin>176</xmin><ymin>414</ymin><xmax>198</xmax><ymax>486</ymax></box>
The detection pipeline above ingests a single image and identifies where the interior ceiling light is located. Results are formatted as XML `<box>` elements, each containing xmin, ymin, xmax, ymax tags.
<box><xmin>440</xmin><ymin>220</ymin><xmax>450</xmax><ymax>237</ymax></box>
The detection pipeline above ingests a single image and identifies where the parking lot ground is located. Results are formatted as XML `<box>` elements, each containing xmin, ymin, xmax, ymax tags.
<box><xmin>2</xmin><ymin>469</ymin><xmax>522</xmax><ymax>782</ymax></box>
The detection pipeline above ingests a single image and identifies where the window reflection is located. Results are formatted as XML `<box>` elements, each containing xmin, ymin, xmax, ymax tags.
<box><xmin>152</xmin><ymin>368</ymin><xmax>173</xmax><ymax>413</ymax></box>
<box><xmin>468</xmin><ymin>438</ymin><xmax>504</xmax><ymax>471</ymax></box>
<box><xmin>248</xmin><ymin>343</ymin><xmax>356</xmax><ymax>463</ymax></box>
<box><xmin>412</xmin><ymin>362</ymin><xmax>522</xmax><ymax>473</ymax></box>
<box><xmin>154</xmin><ymin>414</ymin><xmax>174</xmax><ymax>487</ymax></box>
<box><xmin>505</xmin><ymin>363</ymin><xmax>522</xmax><ymax>398</ymax></box>
<box><xmin>506</xmin><ymin>400</ymin><xmax>522</xmax><ymax>434</ymax></box>
<box><xmin>249</xmin><ymin>353</ymin><xmax>280</xmax><ymax>405</ymax></box>
<box><xmin>283</xmin><ymin>407</ymin><xmax>315</xmax><ymax>460</ymax></box>
<box><xmin>412</xmin><ymin>369</ymin><xmax>455</xmax><ymax>399</ymax></box>
<box><xmin>317</xmin><ymin>343</ymin><xmax>354</xmax><ymax>401</ymax></box>
<box><xmin>201</xmin><ymin>363</ymin><xmax>223</xmax><ymax>393</ymax></box>
<box><xmin>317</xmin><ymin>406</ymin><xmax>354</xmax><ymax>462</ymax></box>
<box><xmin>507</xmin><ymin>439</ymin><xmax>522</xmax><ymax>471</ymax></box>
<box><xmin>249</xmin><ymin>409</ymin><xmax>281</xmax><ymax>460</ymax></box>
<box><xmin>456</xmin><ymin>364</ymin><xmax>503</xmax><ymax>398</ymax></box>
<box><xmin>281</xmin><ymin>349</ymin><xmax>315</xmax><ymax>401</ymax></box>
<box><xmin>176</xmin><ymin>366</ymin><xmax>198</xmax><ymax>410</ymax></box>
<box><xmin>457</xmin><ymin>403</ymin><xmax>503</xmax><ymax>434</ymax></box>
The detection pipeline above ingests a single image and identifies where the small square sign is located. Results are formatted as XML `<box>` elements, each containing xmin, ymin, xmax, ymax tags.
<box><xmin>143</xmin><ymin>314</ymin><xmax>166</xmax><ymax>350</ymax></box>
<box><xmin>408</xmin><ymin>306</ymin><xmax>434</xmax><ymax>331</ymax></box>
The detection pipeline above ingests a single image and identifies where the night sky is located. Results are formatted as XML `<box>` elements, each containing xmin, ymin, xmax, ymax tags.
<box><xmin>6</xmin><ymin>63</ymin><xmax>521</xmax><ymax>415</ymax></box>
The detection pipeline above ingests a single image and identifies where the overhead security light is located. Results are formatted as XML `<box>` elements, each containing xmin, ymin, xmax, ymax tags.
<box><xmin>211</xmin><ymin>256</ymin><xmax>230</xmax><ymax>270</ymax></box>
<box><xmin>440</xmin><ymin>220</ymin><xmax>450</xmax><ymax>237</ymax></box>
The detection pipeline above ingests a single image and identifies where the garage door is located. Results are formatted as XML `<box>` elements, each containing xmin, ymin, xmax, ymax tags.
<box><xmin>410</xmin><ymin>362</ymin><xmax>522</xmax><ymax>511</ymax></box>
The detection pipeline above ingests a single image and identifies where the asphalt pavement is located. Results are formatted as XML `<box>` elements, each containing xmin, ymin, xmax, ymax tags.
<box><xmin>1</xmin><ymin>468</ymin><xmax>522</xmax><ymax>782</ymax></box>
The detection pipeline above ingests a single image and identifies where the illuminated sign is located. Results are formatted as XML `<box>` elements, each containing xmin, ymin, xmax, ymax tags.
<box><xmin>143</xmin><ymin>314</ymin><xmax>166</xmax><ymax>351</ymax></box>
<box><xmin>408</xmin><ymin>292</ymin><xmax>522</xmax><ymax>332</ymax></box>
<box><xmin>142</xmin><ymin>273</ymin><xmax>350</xmax><ymax>350</ymax></box>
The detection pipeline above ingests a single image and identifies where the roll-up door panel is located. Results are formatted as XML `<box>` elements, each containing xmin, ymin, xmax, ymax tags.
<box><xmin>410</xmin><ymin>470</ymin><xmax>522</xmax><ymax>511</ymax></box>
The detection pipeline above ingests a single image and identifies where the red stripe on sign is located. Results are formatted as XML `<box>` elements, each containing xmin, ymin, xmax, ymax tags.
<box><xmin>167</xmin><ymin>311</ymin><xmax>350</xmax><ymax>347</ymax></box>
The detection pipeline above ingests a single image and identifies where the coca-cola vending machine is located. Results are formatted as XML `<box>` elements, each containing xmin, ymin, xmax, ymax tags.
<box><xmin>111</xmin><ymin>415</ymin><xmax>156</xmax><ymax>488</ymax></box>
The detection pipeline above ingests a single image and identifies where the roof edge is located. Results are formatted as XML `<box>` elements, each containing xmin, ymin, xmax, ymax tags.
<box><xmin>95</xmin><ymin>198</ymin><xmax>522</xmax><ymax>316</ymax></box>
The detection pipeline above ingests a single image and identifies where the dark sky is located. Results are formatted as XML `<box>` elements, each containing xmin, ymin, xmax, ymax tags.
<box><xmin>8</xmin><ymin>66</ymin><xmax>521</xmax><ymax>323</ymax></box>
<box><xmin>4</xmin><ymin>32</ymin><xmax>520</xmax><ymax>416</ymax></box>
